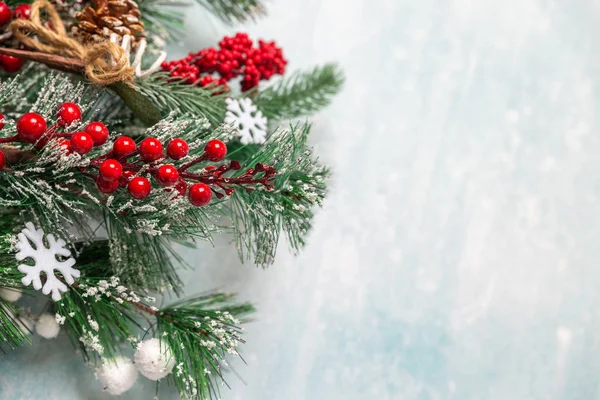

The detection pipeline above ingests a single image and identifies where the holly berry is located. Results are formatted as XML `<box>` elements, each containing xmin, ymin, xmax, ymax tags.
<box><xmin>16</xmin><ymin>113</ymin><xmax>47</xmax><ymax>143</ymax></box>
<box><xmin>167</xmin><ymin>138</ymin><xmax>189</xmax><ymax>160</ymax></box>
<box><xmin>155</xmin><ymin>164</ymin><xmax>179</xmax><ymax>186</ymax></box>
<box><xmin>204</xmin><ymin>139</ymin><xmax>227</xmax><ymax>161</ymax></box>
<box><xmin>13</xmin><ymin>4</ymin><xmax>30</xmax><ymax>19</ymax></box>
<box><xmin>85</xmin><ymin>122</ymin><xmax>109</xmax><ymax>145</ymax></box>
<box><xmin>0</xmin><ymin>2</ymin><xmax>11</xmax><ymax>26</ymax></box>
<box><xmin>0</xmin><ymin>112</ymin><xmax>5</xmax><ymax>130</ymax></box>
<box><xmin>113</xmin><ymin>136</ymin><xmax>136</xmax><ymax>158</ymax></box>
<box><xmin>139</xmin><ymin>137</ymin><xmax>163</xmax><ymax>162</ymax></box>
<box><xmin>0</xmin><ymin>150</ymin><xmax>5</xmax><ymax>169</ymax></box>
<box><xmin>99</xmin><ymin>159</ymin><xmax>122</xmax><ymax>182</ymax></box>
<box><xmin>128</xmin><ymin>176</ymin><xmax>152</xmax><ymax>199</ymax></box>
<box><xmin>96</xmin><ymin>176</ymin><xmax>119</xmax><ymax>194</ymax></box>
<box><xmin>123</xmin><ymin>170</ymin><xmax>135</xmax><ymax>181</ymax></box>
<box><xmin>189</xmin><ymin>183</ymin><xmax>212</xmax><ymax>206</ymax></box>
<box><xmin>70</xmin><ymin>132</ymin><xmax>93</xmax><ymax>154</ymax></box>
<box><xmin>0</xmin><ymin>55</ymin><xmax>24</xmax><ymax>73</ymax></box>
<box><xmin>57</xmin><ymin>102</ymin><xmax>81</xmax><ymax>127</ymax></box>
<box><xmin>174</xmin><ymin>180</ymin><xmax>188</xmax><ymax>196</ymax></box>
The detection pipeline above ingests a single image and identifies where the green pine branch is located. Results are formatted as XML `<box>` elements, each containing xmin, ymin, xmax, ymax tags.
<box><xmin>138</xmin><ymin>0</ymin><xmax>190</xmax><ymax>41</ymax></box>
<box><xmin>159</xmin><ymin>293</ymin><xmax>254</xmax><ymax>400</ymax></box>
<box><xmin>135</xmin><ymin>74</ymin><xmax>228</xmax><ymax>127</ymax></box>
<box><xmin>254</xmin><ymin>63</ymin><xmax>344</xmax><ymax>121</ymax></box>
<box><xmin>0</xmin><ymin>299</ymin><xmax>30</xmax><ymax>350</ymax></box>
<box><xmin>195</xmin><ymin>0</ymin><xmax>266</xmax><ymax>24</ymax></box>
<box><xmin>226</xmin><ymin>123</ymin><xmax>329</xmax><ymax>266</ymax></box>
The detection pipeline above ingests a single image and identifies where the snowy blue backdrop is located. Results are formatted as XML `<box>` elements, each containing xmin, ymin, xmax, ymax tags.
<box><xmin>3</xmin><ymin>0</ymin><xmax>600</xmax><ymax>398</ymax></box>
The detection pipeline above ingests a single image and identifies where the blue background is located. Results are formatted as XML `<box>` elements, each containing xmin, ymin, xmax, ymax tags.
<box><xmin>4</xmin><ymin>0</ymin><xmax>600</xmax><ymax>398</ymax></box>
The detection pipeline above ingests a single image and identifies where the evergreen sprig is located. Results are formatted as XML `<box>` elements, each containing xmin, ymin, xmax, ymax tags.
<box><xmin>138</xmin><ymin>0</ymin><xmax>189</xmax><ymax>41</ymax></box>
<box><xmin>0</xmin><ymin>298</ymin><xmax>30</xmax><ymax>350</ymax></box>
<box><xmin>254</xmin><ymin>63</ymin><xmax>344</xmax><ymax>120</ymax></box>
<box><xmin>135</xmin><ymin>74</ymin><xmax>228</xmax><ymax>126</ymax></box>
<box><xmin>227</xmin><ymin>123</ymin><xmax>329</xmax><ymax>265</ymax></box>
<box><xmin>195</xmin><ymin>0</ymin><xmax>265</xmax><ymax>24</ymax></box>
<box><xmin>159</xmin><ymin>293</ymin><xmax>254</xmax><ymax>400</ymax></box>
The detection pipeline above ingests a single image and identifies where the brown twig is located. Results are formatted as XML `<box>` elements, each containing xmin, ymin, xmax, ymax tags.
<box><xmin>0</xmin><ymin>145</ymin><xmax>34</xmax><ymax>164</ymax></box>
<box><xmin>0</xmin><ymin>47</ymin><xmax>84</xmax><ymax>74</ymax></box>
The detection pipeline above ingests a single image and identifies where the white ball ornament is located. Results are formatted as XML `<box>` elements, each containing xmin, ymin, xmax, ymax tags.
<box><xmin>96</xmin><ymin>356</ymin><xmax>138</xmax><ymax>395</ymax></box>
<box><xmin>35</xmin><ymin>313</ymin><xmax>60</xmax><ymax>339</ymax></box>
<box><xmin>0</xmin><ymin>287</ymin><xmax>22</xmax><ymax>302</ymax></box>
<box><xmin>134</xmin><ymin>338</ymin><xmax>175</xmax><ymax>380</ymax></box>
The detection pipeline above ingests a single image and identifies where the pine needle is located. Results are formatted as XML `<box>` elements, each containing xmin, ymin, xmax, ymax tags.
<box><xmin>254</xmin><ymin>63</ymin><xmax>345</xmax><ymax>120</ymax></box>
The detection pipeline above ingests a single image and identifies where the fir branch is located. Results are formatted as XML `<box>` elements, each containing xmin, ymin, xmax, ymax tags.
<box><xmin>138</xmin><ymin>0</ymin><xmax>189</xmax><ymax>41</ymax></box>
<box><xmin>135</xmin><ymin>74</ymin><xmax>227</xmax><ymax>126</ymax></box>
<box><xmin>254</xmin><ymin>64</ymin><xmax>344</xmax><ymax>120</ymax></box>
<box><xmin>57</xmin><ymin>278</ymin><xmax>141</xmax><ymax>361</ymax></box>
<box><xmin>226</xmin><ymin>123</ymin><xmax>329</xmax><ymax>265</ymax></box>
<box><xmin>0</xmin><ymin>299</ymin><xmax>30</xmax><ymax>350</ymax></box>
<box><xmin>158</xmin><ymin>293</ymin><xmax>254</xmax><ymax>400</ymax></box>
<box><xmin>195</xmin><ymin>0</ymin><xmax>266</xmax><ymax>24</ymax></box>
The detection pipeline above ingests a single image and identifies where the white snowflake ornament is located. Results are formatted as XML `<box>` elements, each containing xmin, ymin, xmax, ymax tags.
<box><xmin>225</xmin><ymin>97</ymin><xmax>268</xmax><ymax>145</ymax></box>
<box><xmin>15</xmin><ymin>222</ymin><xmax>80</xmax><ymax>301</ymax></box>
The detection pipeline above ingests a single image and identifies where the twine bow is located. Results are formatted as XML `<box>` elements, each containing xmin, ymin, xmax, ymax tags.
<box><xmin>10</xmin><ymin>0</ymin><xmax>134</xmax><ymax>85</ymax></box>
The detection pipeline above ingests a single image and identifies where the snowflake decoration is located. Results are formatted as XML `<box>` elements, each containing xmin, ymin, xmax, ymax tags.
<box><xmin>225</xmin><ymin>97</ymin><xmax>268</xmax><ymax>145</ymax></box>
<box><xmin>15</xmin><ymin>222</ymin><xmax>80</xmax><ymax>301</ymax></box>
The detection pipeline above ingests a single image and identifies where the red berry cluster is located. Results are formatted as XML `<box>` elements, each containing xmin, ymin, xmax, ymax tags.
<box><xmin>0</xmin><ymin>102</ymin><xmax>110</xmax><ymax>169</ymax></box>
<box><xmin>161</xmin><ymin>32</ymin><xmax>287</xmax><ymax>92</ymax></box>
<box><xmin>0</xmin><ymin>2</ymin><xmax>30</xmax><ymax>74</ymax></box>
<box><xmin>93</xmin><ymin>136</ymin><xmax>275</xmax><ymax>207</ymax></box>
<box><xmin>0</xmin><ymin>103</ymin><xmax>277</xmax><ymax>207</ymax></box>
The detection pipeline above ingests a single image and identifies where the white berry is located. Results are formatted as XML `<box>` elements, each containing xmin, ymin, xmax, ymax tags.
<box><xmin>0</xmin><ymin>288</ymin><xmax>22</xmax><ymax>302</ymax></box>
<box><xmin>134</xmin><ymin>338</ymin><xmax>175</xmax><ymax>380</ymax></box>
<box><xmin>35</xmin><ymin>313</ymin><xmax>60</xmax><ymax>339</ymax></box>
<box><xmin>96</xmin><ymin>356</ymin><xmax>138</xmax><ymax>395</ymax></box>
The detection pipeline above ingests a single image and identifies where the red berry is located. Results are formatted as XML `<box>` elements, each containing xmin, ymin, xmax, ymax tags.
<box><xmin>99</xmin><ymin>159</ymin><xmax>122</xmax><ymax>181</ymax></box>
<box><xmin>123</xmin><ymin>170</ymin><xmax>135</xmax><ymax>181</ymax></box>
<box><xmin>204</xmin><ymin>139</ymin><xmax>227</xmax><ymax>161</ymax></box>
<box><xmin>96</xmin><ymin>176</ymin><xmax>119</xmax><ymax>194</ymax></box>
<box><xmin>113</xmin><ymin>136</ymin><xmax>136</xmax><ymax>158</ymax></box>
<box><xmin>155</xmin><ymin>164</ymin><xmax>179</xmax><ymax>186</ymax></box>
<box><xmin>167</xmin><ymin>138</ymin><xmax>189</xmax><ymax>160</ymax></box>
<box><xmin>139</xmin><ymin>137</ymin><xmax>164</xmax><ymax>162</ymax></box>
<box><xmin>128</xmin><ymin>176</ymin><xmax>152</xmax><ymax>199</ymax></box>
<box><xmin>0</xmin><ymin>112</ymin><xmax>5</xmax><ymax>130</ymax></box>
<box><xmin>0</xmin><ymin>2</ymin><xmax>11</xmax><ymax>26</ymax></box>
<box><xmin>17</xmin><ymin>113</ymin><xmax>47</xmax><ymax>143</ymax></box>
<box><xmin>174</xmin><ymin>180</ymin><xmax>188</xmax><ymax>196</ymax></box>
<box><xmin>0</xmin><ymin>55</ymin><xmax>24</xmax><ymax>73</ymax></box>
<box><xmin>57</xmin><ymin>102</ymin><xmax>81</xmax><ymax>127</ymax></box>
<box><xmin>13</xmin><ymin>4</ymin><xmax>30</xmax><ymax>19</ymax></box>
<box><xmin>188</xmin><ymin>183</ymin><xmax>212</xmax><ymax>206</ymax></box>
<box><xmin>85</xmin><ymin>122</ymin><xmax>109</xmax><ymax>146</ymax></box>
<box><xmin>0</xmin><ymin>150</ymin><xmax>5</xmax><ymax>169</ymax></box>
<box><xmin>70</xmin><ymin>132</ymin><xmax>93</xmax><ymax>154</ymax></box>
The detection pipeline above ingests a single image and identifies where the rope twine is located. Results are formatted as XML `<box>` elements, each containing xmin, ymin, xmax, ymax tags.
<box><xmin>10</xmin><ymin>0</ymin><xmax>134</xmax><ymax>85</ymax></box>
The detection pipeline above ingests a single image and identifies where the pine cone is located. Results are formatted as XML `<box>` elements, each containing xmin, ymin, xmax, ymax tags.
<box><xmin>71</xmin><ymin>0</ymin><xmax>145</xmax><ymax>47</ymax></box>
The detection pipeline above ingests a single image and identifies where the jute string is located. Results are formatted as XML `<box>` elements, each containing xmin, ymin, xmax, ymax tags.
<box><xmin>10</xmin><ymin>0</ymin><xmax>134</xmax><ymax>85</ymax></box>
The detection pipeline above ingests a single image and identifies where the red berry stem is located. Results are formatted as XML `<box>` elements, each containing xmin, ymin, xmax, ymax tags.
<box><xmin>0</xmin><ymin>134</ymin><xmax>19</xmax><ymax>143</ymax></box>
<box><xmin>179</xmin><ymin>162</ymin><xmax>276</xmax><ymax>193</ymax></box>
